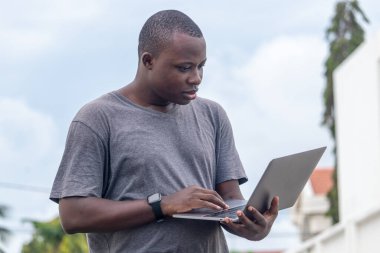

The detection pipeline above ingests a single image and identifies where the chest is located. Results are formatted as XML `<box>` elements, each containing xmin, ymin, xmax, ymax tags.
<box><xmin>112</xmin><ymin>111</ymin><xmax>215</xmax><ymax>157</ymax></box>
<box><xmin>106</xmin><ymin>108</ymin><xmax>219</xmax><ymax>194</ymax></box>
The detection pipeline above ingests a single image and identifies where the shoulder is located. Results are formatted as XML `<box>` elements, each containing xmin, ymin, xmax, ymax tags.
<box><xmin>69</xmin><ymin>92</ymin><xmax>123</xmax><ymax>139</ymax></box>
<box><xmin>74</xmin><ymin>92</ymin><xmax>120</xmax><ymax>123</ymax></box>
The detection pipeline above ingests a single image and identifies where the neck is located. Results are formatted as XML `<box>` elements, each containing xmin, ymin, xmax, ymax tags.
<box><xmin>119</xmin><ymin>82</ymin><xmax>175</xmax><ymax>113</ymax></box>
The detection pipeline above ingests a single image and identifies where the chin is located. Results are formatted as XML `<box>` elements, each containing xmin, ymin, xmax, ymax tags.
<box><xmin>176</xmin><ymin>99</ymin><xmax>192</xmax><ymax>105</ymax></box>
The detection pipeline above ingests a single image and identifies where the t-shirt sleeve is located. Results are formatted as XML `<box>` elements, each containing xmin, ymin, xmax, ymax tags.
<box><xmin>215</xmin><ymin>105</ymin><xmax>248</xmax><ymax>185</ymax></box>
<box><xmin>49</xmin><ymin>121</ymin><xmax>107</xmax><ymax>203</ymax></box>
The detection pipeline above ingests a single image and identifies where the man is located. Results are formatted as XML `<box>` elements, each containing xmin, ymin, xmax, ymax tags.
<box><xmin>50</xmin><ymin>10</ymin><xmax>279</xmax><ymax>252</ymax></box>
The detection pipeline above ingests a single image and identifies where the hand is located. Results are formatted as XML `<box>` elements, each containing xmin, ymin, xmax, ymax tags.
<box><xmin>161</xmin><ymin>185</ymin><xmax>229</xmax><ymax>216</ymax></box>
<box><xmin>221</xmin><ymin>196</ymin><xmax>279</xmax><ymax>241</ymax></box>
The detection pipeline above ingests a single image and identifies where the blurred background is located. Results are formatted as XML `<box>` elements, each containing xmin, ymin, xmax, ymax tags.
<box><xmin>1</xmin><ymin>0</ymin><xmax>379</xmax><ymax>252</ymax></box>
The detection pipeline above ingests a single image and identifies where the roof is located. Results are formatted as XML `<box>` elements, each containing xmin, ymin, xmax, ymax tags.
<box><xmin>310</xmin><ymin>167</ymin><xmax>334</xmax><ymax>195</ymax></box>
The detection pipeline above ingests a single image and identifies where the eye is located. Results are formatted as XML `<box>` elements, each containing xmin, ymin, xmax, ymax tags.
<box><xmin>176</xmin><ymin>65</ymin><xmax>192</xmax><ymax>72</ymax></box>
<box><xmin>198</xmin><ymin>63</ymin><xmax>205</xmax><ymax>69</ymax></box>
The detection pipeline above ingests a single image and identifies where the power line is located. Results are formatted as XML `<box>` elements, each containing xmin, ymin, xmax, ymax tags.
<box><xmin>0</xmin><ymin>181</ymin><xmax>50</xmax><ymax>193</ymax></box>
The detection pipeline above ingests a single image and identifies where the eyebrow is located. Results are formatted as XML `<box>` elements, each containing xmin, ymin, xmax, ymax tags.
<box><xmin>177</xmin><ymin>58</ymin><xmax>207</xmax><ymax>65</ymax></box>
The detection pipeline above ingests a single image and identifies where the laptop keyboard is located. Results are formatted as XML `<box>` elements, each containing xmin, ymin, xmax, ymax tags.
<box><xmin>205</xmin><ymin>205</ymin><xmax>244</xmax><ymax>218</ymax></box>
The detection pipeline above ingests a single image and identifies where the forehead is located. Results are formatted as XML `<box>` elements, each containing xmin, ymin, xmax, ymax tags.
<box><xmin>159</xmin><ymin>32</ymin><xmax>206</xmax><ymax>61</ymax></box>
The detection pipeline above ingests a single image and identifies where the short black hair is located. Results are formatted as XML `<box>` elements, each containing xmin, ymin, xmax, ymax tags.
<box><xmin>138</xmin><ymin>10</ymin><xmax>203</xmax><ymax>57</ymax></box>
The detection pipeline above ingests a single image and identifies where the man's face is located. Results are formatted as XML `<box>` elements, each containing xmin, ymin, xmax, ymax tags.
<box><xmin>146</xmin><ymin>32</ymin><xmax>207</xmax><ymax>105</ymax></box>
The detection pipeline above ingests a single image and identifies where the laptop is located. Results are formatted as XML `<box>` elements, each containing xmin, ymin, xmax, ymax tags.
<box><xmin>172</xmin><ymin>146</ymin><xmax>326</xmax><ymax>222</ymax></box>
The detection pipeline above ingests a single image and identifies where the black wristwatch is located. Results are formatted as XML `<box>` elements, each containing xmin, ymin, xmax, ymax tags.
<box><xmin>147</xmin><ymin>193</ymin><xmax>165</xmax><ymax>222</ymax></box>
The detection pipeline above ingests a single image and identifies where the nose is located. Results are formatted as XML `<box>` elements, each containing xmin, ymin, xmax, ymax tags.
<box><xmin>188</xmin><ymin>68</ymin><xmax>202</xmax><ymax>85</ymax></box>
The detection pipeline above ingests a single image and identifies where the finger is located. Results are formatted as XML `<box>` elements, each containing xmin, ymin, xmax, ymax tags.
<box><xmin>221</xmin><ymin>217</ymin><xmax>245</xmax><ymax>232</ymax></box>
<box><xmin>197</xmin><ymin>188</ymin><xmax>225</xmax><ymax>202</ymax></box>
<box><xmin>203</xmin><ymin>194</ymin><xmax>229</xmax><ymax>209</ymax></box>
<box><xmin>189</xmin><ymin>186</ymin><xmax>229</xmax><ymax>209</ymax></box>
<box><xmin>236</xmin><ymin>210</ymin><xmax>254</xmax><ymax>226</ymax></box>
<box><xmin>193</xmin><ymin>199</ymin><xmax>224</xmax><ymax>210</ymax></box>
<box><xmin>196</xmin><ymin>192</ymin><xmax>229</xmax><ymax>209</ymax></box>
<box><xmin>222</xmin><ymin>216</ymin><xmax>254</xmax><ymax>240</ymax></box>
<box><xmin>220</xmin><ymin>217</ymin><xmax>231</xmax><ymax>225</ymax></box>
<box><xmin>267</xmin><ymin>196</ymin><xmax>279</xmax><ymax>216</ymax></box>
<box><xmin>245</xmin><ymin>206</ymin><xmax>267</xmax><ymax>226</ymax></box>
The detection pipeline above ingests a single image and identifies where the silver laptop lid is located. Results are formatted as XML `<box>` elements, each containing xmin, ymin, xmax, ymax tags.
<box><xmin>246</xmin><ymin>146</ymin><xmax>326</xmax><ymax>213</ymax></box>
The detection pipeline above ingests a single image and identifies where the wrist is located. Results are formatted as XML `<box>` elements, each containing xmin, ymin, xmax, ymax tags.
<box><xmin>147</xmin><ymin>193</ymin><xmax>165</xmax><ymax>221</ymax></box>
<box><xmin>160</xmin><ymin>195</ymin><xmax>173</xmax><ymax>216</ymax></box>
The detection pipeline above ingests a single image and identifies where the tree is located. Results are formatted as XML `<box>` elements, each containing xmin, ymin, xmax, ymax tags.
<box><xmin>323</xmin><ymin>0</ymin><xmax>369</xmax><ymax>224</ymax></box>
<box><xmin>22</xmin><ymin>217</ymin><xmax>88</xmax><ymax>253</ymax></box>
<box><xmin>0</xmin><ymin>205</ymin><xmax>10</xmax><ymax>253</ymax></box>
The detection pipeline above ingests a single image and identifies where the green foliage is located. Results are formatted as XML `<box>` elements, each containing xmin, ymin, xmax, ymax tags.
<box><xmin>326</xmin><ymin>166</ymin><xmax>340</xmax><ymax>223</ymax></box>
<box><xmin>323</xmin><ymin>0</ymin><xmax>369</xmax><ymax>132</ymax></box>
<box><xmin>21</xmin><ymin>217</ymin><xmax>88</xmax><ymax>253</ymax></box>
<box><xmin>0</xmin><ymin>205</ymin><xmax>10</xmax><ymax>253</ymax></box>
<box><xmin>323</xmin><ymin>0</ymin><xmax>369</xmax><ymax>224</ymax></box>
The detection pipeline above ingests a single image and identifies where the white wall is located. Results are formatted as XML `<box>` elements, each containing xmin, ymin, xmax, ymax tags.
<box><xmin>334</xmin><ymin>32</ymin><xmax>380</xmax><ymax>222</ymax></box>
<box><xmin>286</xmin><ymin>31</ymin><xmax>380</xmax><ymax>253</ymax></box>
<box><xmin>285</xmin><ymin>205</ymin><xmax>380</xmax><ymax>253</ymax></box>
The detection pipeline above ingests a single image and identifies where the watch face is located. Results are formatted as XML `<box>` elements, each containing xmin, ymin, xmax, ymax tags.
<box><xmin>148</xmin><ymin>193</ymin><xmax>161</xmax><ymax>203</ymax></box>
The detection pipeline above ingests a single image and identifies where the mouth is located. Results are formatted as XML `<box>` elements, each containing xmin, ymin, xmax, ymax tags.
<box><xmin>182</xmin><ymin>85</ymin><xmax>199</xmax><ymax>101</ymax></box>
<box><xmin>182</xmin><ymin>90</ymin><xmax>197</xmax><ymax>100</ymax></box>
<box><xmin>184</xmin><ymin>85</ymin><xmax>199</xmax><ymax>93</ymax></box>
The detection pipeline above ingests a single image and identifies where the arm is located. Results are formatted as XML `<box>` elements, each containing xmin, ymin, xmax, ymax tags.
<box><xmin>59</xmin><ymin>197</ymin><xmax>154</xmax><ymax>234</ymax></box>
<box><xmin>216</xmin><ymin>180</ymin><xmax>279</xmax><ymax>241</ymax></box>
<box><xmin>59</xmin><ymin>185</ymin><xmax>229</xmax><ymax>234</ymax></box>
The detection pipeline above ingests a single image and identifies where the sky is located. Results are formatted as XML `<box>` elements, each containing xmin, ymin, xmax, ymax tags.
<box><xmin>1</xmin><ymin>0</ymin><xmax>380</xmax><ymax>252</ymax></box>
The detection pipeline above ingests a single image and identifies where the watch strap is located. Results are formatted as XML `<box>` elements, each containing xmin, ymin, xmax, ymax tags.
<box><xmin>150</xmin><ymin>201</ymin><xmax>164</xmax><ymax>221</ymax></box>
<box><xmin>147</xmin><ymin>193</ymin><xmax>165</xmax><ymax>222</ymax></box>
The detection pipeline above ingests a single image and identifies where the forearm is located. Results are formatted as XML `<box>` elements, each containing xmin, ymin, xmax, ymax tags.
<box><xmin>59</xmin><ymin>185</ymin><xmax>230</xmax><ymax>234</ymax></box>
<box><xmin>59</xmin><ymin>197</ymin><xmax>156</xmax><ymax>234</ymax></box>
<box><xmin>216</xmin><ymin>179</ymin><xmax>244</xmax><ymax>200</ymax></box>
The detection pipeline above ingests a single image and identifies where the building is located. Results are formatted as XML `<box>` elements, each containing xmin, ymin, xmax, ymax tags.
<box><xmin>286</xmin><ymin>31</ymin><xmax>380</xmax><ymax>253</ymax></box>
<box><xmin>291</xmin><ymin>167</ymin><xmax>334</xmax><ymax>241</ymax></box>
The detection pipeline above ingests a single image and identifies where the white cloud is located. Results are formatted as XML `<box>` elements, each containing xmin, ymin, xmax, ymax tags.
<box><xmin>238</xmin><ymin>36</ymin><xmax>326</xmax><ymax>118</ymax></box>
<box><xmin>0</xmin><ymin>0</ymin><xmax>106</xmax><ymax>61</ymax></box>
<box><xmin>235</xmin><ymin>36</ymin><xmax>333</xmax><ymax>167</ymax></box>
<box><xmin>0</xmin><ymin>98</ymin><xmax>60</xmax><ymax>253</ymax></box>
<box><xmin>0</xmin><ymin>98</ymin><xmax>57</xmax><ymax>169</ymax></box>
<box><xmin>0</xmin><ymin>28</ymin><xmax>54</xmax><ymax>62</ymax></box>
<box><xmin>0</xmin><ymin>98</ymin><xmax>59</xmax><ymax>221</ymax></box>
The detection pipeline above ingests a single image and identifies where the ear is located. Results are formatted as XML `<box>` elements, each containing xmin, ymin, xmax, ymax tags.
<box><xmin>141</xmin><ymin>52</ymin><xmax>154</xmax><ymax>70</ymax></box>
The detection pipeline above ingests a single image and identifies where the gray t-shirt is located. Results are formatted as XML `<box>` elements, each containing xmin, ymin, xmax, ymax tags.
<box><xmin>50</xmin><ymin>91</ymin><xmax>247</xmax><ymax>253</ymax></box>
